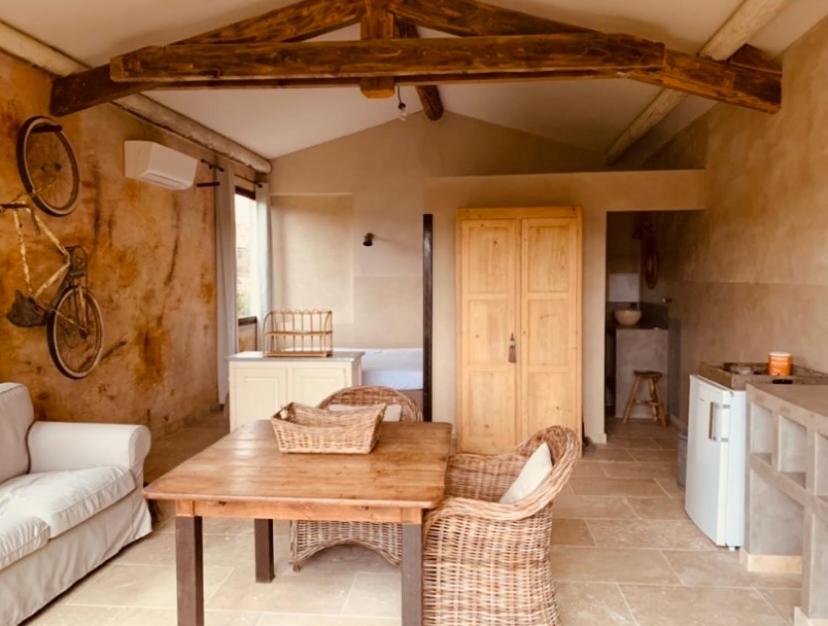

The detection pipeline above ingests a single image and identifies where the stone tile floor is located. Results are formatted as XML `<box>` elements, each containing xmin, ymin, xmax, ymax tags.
<box><xmin>26</xmin><ymin>417</ymin><xmax>801</xmax><ymax>625</ymax></box>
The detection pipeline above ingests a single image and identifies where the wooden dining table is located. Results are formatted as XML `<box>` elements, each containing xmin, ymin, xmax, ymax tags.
<box><xmin>143</xmin><ymin>419</ymin><xmax>452</xmax><ymax>626</ymax></box>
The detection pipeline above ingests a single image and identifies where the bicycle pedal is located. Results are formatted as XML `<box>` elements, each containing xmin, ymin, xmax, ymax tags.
<box><xmin>6</xmin><ymin>290</ymin><xmax>46</xmax><ymax>327</ymax></box>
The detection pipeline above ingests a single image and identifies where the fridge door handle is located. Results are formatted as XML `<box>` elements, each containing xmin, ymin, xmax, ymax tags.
<box><xmin>708</xmin><ymin>402</ymin><xmax>718</xmax><ymax>441</ymax></box>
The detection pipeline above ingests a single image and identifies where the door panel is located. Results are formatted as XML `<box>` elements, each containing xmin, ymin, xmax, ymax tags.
<box><xmin>458</xmin><ymin>220</ymin><xmax>519</xmax><ymax>453</ymax></box>
<box><xmin>520</xmin><ymin>218</ymin><xmax>580</xmax><ymax>442</ymax></box>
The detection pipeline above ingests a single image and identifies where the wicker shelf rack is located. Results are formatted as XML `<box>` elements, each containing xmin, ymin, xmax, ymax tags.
<box><xmin>263</xmin><ymin>309</ymin><xmax>333</xmax><ymax>357</ymax></box>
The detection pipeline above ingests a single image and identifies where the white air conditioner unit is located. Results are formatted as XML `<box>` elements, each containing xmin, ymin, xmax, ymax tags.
<box><xmin>124</xmin><ymin>141</ymin><xmax>198</xmax><ymax>190</ymax></box>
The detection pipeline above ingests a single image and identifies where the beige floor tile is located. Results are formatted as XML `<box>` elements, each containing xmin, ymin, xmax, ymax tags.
<box><xmin>65</xmin><ymin>563</ymin><xmax>232</xmax><ymax>609</ymax></box>
<box><xmin>628</xmin><ymin>449</ymin><xmax>679</xmax><ymax>462</ymax></box>
<box><xmin>206</xmin><ymin>567</ymin><xmax>354</xmax><ymax>614</ymax></box>
<box><xmin>551</xmin><ymin>519</ymin><xmax>595</xmax><ymax>546</ymax></box>
<box><xmin>297</xmin><ymin>545</ymin><xmax>398</xmax><ymax>574</ymax></box>
<box><xmin>571</xmin><ymin>461</ymin><xmax>607</xmax><ymax>477</ymax></box>
<box><xmin>600</xmin><ymin>461</ymin><xmax>677</xmax><ymax>479</ymax></box>
<box><xmin>655</xmin><ymin>477</ymin><xmax>685</xmax><ymax>498</ymax></box>
<box><xmin>257</xmin><ymin>615</ymin><xmax>399</xmax><ymax>626</ymax></box>
<box><xmin>570</xmin><ymin>477</ymin><xmax>667</xmax><ymax>497</ymax></box>
<box><xmin>108</xmin><ymin>607</ymin><xmax>261</xmax><ymax>626</ymax></box>
<box><xmin>655</xmin><ymin>438</ymin><xmax>679</xmax><ymax>449</ymax></box>
<box><xmin>662</xmin><ymin>551</ymin><xmax>802</xmax><ymax>589</ymax></box>
<box><xmin>620</xmin><ymin>584</ymin><xmax>788</xmax><ymax>626</ymax></box>
<box><xmin>758</xmin><ymin>588</ymin><xmax>800</xmax><ymax>624</ymax></box>
<box><xmin>603</xmin><ymin>437</ymin><xmax>663</xmax><ymax>449</ymax></box>
<box><xmin>550</xmin><ymin>547</ymin><xmax>679</xmax><ymax>584</ymax></box>
<box><xmin>26</xmin><ymin>605</ymin><xmax>123</xmax><ymax>625</ymax></box>
<box><xmin>582</xmin><ymin>447</ymin><xmax>636</xmax><ymax>462</ymax></box>
<box><xmin>554</xmin><ymin>582</ymin><xmax>637</xmax><ymax>626</ymax></box>
<box><xmin>587</xmin><ymin>519</ymin><xmax>714</xmax><ymax>550</ymax></box>
<box><xmin>341</xmin><ymin>572</ymin><xmax>400</xmax><ymax>617</ymax></box>
<box><xmin>627</xmin><ymin>497</ymin><xmax>689</xmax><ymax>520</ymax></box>
<box><xmin>552</xmin><ymin>494</ymin><xmax>637</xmax><ymax>519</ymax></box>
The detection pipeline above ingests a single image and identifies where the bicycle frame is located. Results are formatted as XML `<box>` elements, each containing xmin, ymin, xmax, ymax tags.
<box><xmin>9</xmin><ymin>205</ymin><xmax>72</xmax><ymax>304</ymax></box>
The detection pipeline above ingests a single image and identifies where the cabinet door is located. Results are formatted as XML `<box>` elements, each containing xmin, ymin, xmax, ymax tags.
<box><xmin>229</xmin><ymin>364</ymin><xmax>289</xmax><ymax>430</ymax></box>
<box><xmin>291</xmin><ymin>365</ymin><xmax>350</xmax><ymax>405</ymax></box>
<box><xmin>458</xmin><ymin>219</ymin><xmax>520</xmax><ymax>453</ymax></box>
<box><xmin>520</xmin><ymin>217</ymin><xmax>581</xmax><ymax>439</ymax></box>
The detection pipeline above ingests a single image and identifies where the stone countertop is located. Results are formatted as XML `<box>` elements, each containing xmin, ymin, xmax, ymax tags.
<box><xmin>749</xmin><ymin>383</ymin><xmax>828</xmax><ymax>420</ymax></box>
<box><xmin>228</xmin><ymin>351</ymin><xmax>364</xmax><ymax>362</ymax></box>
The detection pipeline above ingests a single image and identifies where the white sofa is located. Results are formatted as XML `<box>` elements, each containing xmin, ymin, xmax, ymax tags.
<box><xmin>0</xmin><ymin>382</ymin><xmax>153</xmax><ymax>625</ymax></box>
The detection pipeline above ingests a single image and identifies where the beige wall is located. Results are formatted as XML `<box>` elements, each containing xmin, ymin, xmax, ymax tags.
<box><xmin>424</xmin><ymin>170</ymin><xmax>705</xmax><ymax>442</ymax></box>
<box><xmin>0</xmin><ymin>50</ymin><xmax>225</xmax><ymax>436</ymax></box>
<box><xmin>643</xmin><ymin>15</ymin><xmax>828</xmax><ymax>423</ymax></box>
<box><xmin>269</xmin><ymin>111</ymin><xmax>605</xmax><ymax>348</ymax></box>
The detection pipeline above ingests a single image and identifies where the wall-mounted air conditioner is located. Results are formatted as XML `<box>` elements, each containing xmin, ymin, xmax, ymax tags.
<box><xmin>124</xmin><ymin>141</ymin><xmax>198</xmax><ymax>190</ymax></box>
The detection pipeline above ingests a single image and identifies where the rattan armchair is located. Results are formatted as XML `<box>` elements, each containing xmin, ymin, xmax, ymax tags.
<box><xmin>289</xmin><ymin>386</ymin><xmax>422</xmax><ymax>570</ymax></box>
<box><xmin>422</xmin><ymin>426</ymin><xmax>579</xmax><ymax>626</ymax></box>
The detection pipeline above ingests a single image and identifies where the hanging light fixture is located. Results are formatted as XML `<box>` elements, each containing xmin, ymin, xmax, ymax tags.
<box><xmin>397</xmin><ymin>85</ymin><xmax>408</xmax><ymax>122</ymax></box>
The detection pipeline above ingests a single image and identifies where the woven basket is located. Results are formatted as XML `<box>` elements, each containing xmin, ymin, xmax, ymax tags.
<box><xmin>271</xmin><ymin>403</ymin><xmax>384</xmax><ymax>454</ymax></box>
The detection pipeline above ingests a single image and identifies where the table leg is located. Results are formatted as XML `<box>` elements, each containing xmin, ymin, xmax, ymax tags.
<box><xmin>254</xmin><ymin>519</ymin><xmax>275</xmax><ymax>583</ymax></box>
<box><xmin>402</xmin><ymin>523</ymin><xmax>423</xmax><ymax>626</ymax></box>
<box><xmin>176</xmin><ymin>515</ymin><xmax>204</xmax><ymax>626</ymax></box>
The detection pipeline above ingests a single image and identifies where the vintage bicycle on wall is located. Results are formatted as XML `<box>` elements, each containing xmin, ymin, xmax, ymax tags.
<box><xmin>1</xmin><ymin>115</ymin><xmax>103</xmax><ymax>379</ymax></box>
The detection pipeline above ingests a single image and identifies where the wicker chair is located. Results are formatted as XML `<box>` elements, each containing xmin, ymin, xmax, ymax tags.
<box><xmin>422</xmin><ymin>426</ymin><xmax>579</xmax><ymax>626</ymax></box>
<box><xmin>289</xmin><ymin>386</ymin><xmax>422</xmax><ymax>570</ymax></box>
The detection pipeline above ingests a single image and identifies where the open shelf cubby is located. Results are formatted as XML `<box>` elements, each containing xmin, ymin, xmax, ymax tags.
<box><xmin>817</xmin><ymin>432</ymin><xmax>828</xmax><ymax>498</ymax></box>
<box><xmin>750</xmin><ymin>402</ymin><xmax>775</xmax><ymax>456</ymax></box>
<box><xmin>778</xmin><ymin>415</ymin><xmax>808</xmax><ymax>478</ymax></box>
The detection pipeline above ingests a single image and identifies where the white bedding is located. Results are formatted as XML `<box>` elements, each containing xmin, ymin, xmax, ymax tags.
<box><xmin>341</xmin><ymin>348</ymin><xmax>423</xmax><ymax>390</ymax></box>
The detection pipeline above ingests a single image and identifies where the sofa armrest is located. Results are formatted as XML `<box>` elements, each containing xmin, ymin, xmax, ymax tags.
<box><xmin>27</xmin><ymin>422</ymin><xmax>151</xmax><ymax>483</ymax></box>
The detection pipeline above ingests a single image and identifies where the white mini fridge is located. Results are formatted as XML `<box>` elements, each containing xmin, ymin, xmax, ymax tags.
<box><xmin>685</xmin><ymin>375</ymin><xmax>746</xmax><ymax>548</ymax></box>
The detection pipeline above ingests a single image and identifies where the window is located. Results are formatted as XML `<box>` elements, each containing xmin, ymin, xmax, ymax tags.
<box><xmin>234</xmin><ymin>189</ymin><xmax>260</xmax><ymax>319</ymax></box>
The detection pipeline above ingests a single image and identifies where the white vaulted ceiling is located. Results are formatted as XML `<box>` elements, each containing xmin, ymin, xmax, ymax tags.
<box><xmin>1</xmin><ymin>0</ymin><xmax>826</xmax><ymax>158</ymax></box>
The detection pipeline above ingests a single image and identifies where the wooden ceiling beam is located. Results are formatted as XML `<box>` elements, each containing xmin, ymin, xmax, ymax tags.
<box><xmin>605</xmin><ymin>0</ymin><xmax>789</xmax><ymax>164</ymax></box>
<box><xmin>397</xmin><ymin>21</ymin><xmax>444</xmax><ymax>121</ymax></box>
<box><xmin>110</xmin><ymin>34</ymin><xmax>666</xmax><ymax>81</ymax></box>
<box><xmin>360</xmin><ymin>0</ymin><xmax>397</xmax><ymax>98</ymax></box>
<box><xmin>50</xmin><ymin>0</ymin><xmax>364</xmax><ymax>116</ymax></box>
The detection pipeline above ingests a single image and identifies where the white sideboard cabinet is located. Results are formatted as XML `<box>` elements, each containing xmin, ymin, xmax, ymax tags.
<box><xmin>228</xmin><ymin>351</ymin><xmax>363</xmax><ymax>430</ymax></box>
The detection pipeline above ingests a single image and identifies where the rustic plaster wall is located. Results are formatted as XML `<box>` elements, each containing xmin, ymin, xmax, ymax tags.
<box><xmin>643</xmin><ymin>15</ymin><xmax>828</xmax><ymax>423</ymax></box>
<box><xmin>268</xmin><ymin>111</ymin><xmax>606</xmax><ymax>348</ymax></box>
<box><xmin>0</xmin><ymin>50</ymin><xmax>220</xmax><ymax>435</ymax></box>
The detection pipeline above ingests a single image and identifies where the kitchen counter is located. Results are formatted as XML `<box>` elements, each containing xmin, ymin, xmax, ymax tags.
<box><xmin>745</xmin><ymin>384</ymin><xmax>828</xmax><ymax>626</ymax></box>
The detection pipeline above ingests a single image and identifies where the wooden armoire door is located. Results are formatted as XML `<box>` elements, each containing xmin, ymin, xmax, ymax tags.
<box><xmin>457</xmin><ymin>218</ymin><xmax>520</xmax><ymax>454</ymax></box>
<box><xmin>457</xmin><ymin>208</ymin><xmax>581</xmax><ymax>454</ymax></box>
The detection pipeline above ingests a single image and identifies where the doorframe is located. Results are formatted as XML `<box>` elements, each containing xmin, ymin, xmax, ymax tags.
<box><xmin>455</xmin><ymin>206</ymin><xmax>583</xmax><ymax>451</ymax></box>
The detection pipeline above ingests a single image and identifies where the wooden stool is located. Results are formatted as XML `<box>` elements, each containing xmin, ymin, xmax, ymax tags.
<box><xmin>622</xmin><ymin>370</ymin><xmax>667</xmax><ymax>426</ymax></box>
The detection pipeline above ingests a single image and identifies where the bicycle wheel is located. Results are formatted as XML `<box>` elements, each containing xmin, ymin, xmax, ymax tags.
<box><xmin>17</xmin><ymin>116</ymin><xmax>80</xmax><ymax>217</ymax></box>
<box><xmin>47</xmin><ymin>286</ymin><xmax>104</xmax><ymax>379</ymax></box>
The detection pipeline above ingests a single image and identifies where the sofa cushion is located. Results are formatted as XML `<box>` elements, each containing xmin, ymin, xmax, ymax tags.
<box><xmin>0</xmin><ymin>511</ymin><xmax>50</xmax><ymax>569</ymax></box>
<box><xmin>0</xmin><ymin>383</ymin><xmax>35</xmax><ymax>484</ymax></box>
<box><xmin>499</xmin><ymin>443</ymin><xmax>553</xmax><ymax>505</ymax></box>
<box><xmin>0</xmin><ymin>466</ymin><xmax>135</xmax><ymax>538</ymax></box>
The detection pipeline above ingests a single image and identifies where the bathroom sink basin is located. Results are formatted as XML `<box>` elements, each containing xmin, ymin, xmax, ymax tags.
<box><xmin>614</xmin><ymin>309</ymin><xmax>642</xmax><ymax>327</ymax></box>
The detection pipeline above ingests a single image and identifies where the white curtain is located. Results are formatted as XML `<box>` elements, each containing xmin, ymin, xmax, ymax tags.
<box><xmin>255</xmin><ymin>181</ymin><xmax>273</xmax><ymax>346</ymax></box>
<box><xmin>215</xmin><ymin>160</ymin><xmax>237</xmax><ymax>405</ymax></box>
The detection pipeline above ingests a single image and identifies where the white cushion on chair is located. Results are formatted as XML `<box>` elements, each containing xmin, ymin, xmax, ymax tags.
<box><xmin>0</xmin><ymin>466</ymin><xmax>135</xmax><ymax>538</ymax></box>
<box><xmin>499</xmin><ymin>443</ymin><xmax>553</xmax><ymax>505</ymax></box>
<box><xmin>328</xmin><ymin>403</ymin><xmax>403</xmax><ymax>422</ymax></box>
<box><xmin>0</xmin><ymin>511</ymin><xmax>50</xmax><ymax>569</ymax></box>
<box><xmin>0</xmin><ymin>383</ymin><xmax>35</xmax><ymax>484</ymax></box>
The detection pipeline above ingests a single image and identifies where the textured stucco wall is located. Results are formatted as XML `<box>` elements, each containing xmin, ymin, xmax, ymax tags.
<box><xmin>268</xmin><ymin>111</ymin><xmax>606</xmax><ymax>348</ymax></box>
<box><xmin>0</xmin><ymin>50</ymin><xmax>220</xmax><ymax>435</ymax></box>
<box><xmin>643</xmin><ymin>15</ymin><xmax>828</xmax><ymax>423</ymax></box>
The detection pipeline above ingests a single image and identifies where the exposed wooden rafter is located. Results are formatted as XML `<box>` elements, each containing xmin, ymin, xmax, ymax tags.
<box><xmin>51</xmin><ymin>0</ymin><xmax>365</xmax><ymax>116</ymax></box>
<box><xmin>605</xmin><ymin>0</ymin><xmax>789</xmax><ymax>164</ymax></box>
<box><xmin>397</xmin><ymin>21</ymin><xmax>444</xmax><ymax>121</ymax></box>
<box><xmin>48</xmin><ymin>0</ymin><xmax>783</xmax><ymax>125</ymax></box>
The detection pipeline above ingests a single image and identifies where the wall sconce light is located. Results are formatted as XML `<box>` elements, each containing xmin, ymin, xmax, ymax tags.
<box><xmin>363</xmin><ymin>233</ymin><xmax>375</xmax><ymax>247</ymax></box>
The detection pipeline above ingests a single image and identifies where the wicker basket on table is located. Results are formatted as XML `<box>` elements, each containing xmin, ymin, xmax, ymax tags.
<box><xmin>422</xmin><ymin>426</ymin><xmax>579</xmax><ymax>626</ymax></box>
<box><xmin>271</xmin><ymin>403</ymin><xmax>384</xmax><ymax>454</ymax></box>
<box><xmin>289</xmin><ymin>386</ymin><xmax>422</xmax><ymax>571</ymax></box>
